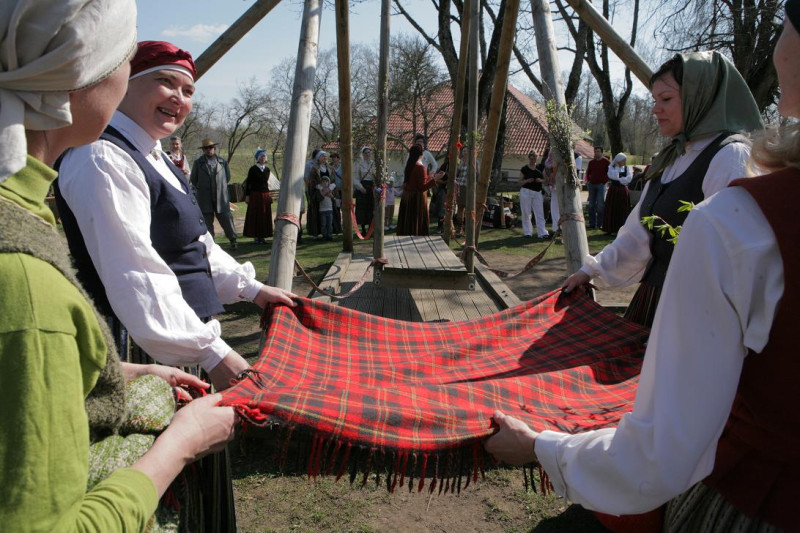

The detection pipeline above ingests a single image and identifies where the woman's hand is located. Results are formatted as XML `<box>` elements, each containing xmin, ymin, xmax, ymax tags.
<box><xmin>562</xmin><ymin>270</ymin><xmax>591</xmax><ymax>293</ymax></box>
<box><xmin>253</xmin><ymin>285</ymin><xmax>298</xmax><ymax>309</ymax></box>
<box><xmin>132</xmin><ymin>393</ymin><xmax>238</xmax><ymax>497</ymax></box>
<box><xmin>484</xmin><ymin>410</ymin><xmax>539</xmax><ymax>466</ymax></box>
<box><xmin>120</xmin><ymin>362</ymin><xmax>209</xmax><ymax>401</ymax></box>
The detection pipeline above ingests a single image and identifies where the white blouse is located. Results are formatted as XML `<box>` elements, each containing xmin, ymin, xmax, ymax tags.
<box><xmin>537</xmin><ymin>185</ymin><xmax>783</xmax><ymax>514</ymax></box>
<box><xmin>607</xmin><ymin>164</ymin><xmax>632</xmax><ymax>185</ymax></box>
<box><xmin>58</xmin><ymin>111</ymin><xmax>263</xmax><ymax>371</ymax></box>
<box><xmin>581</xmin><ymin>135</ymin><xmax>751</xmax><ymax>288</ymax></box>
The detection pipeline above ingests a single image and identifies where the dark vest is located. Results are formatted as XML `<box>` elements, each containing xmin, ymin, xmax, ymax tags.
<box><xmin>54</xmin><ymin>126</ymin><xmax>225</xmax><ymax>320</ymax></box>
<box><xmin>704</xmin><ymin>168</ymin><xmax>800</xmax><ymax>531</ymax></box>
<box><xmin>639</xmin><ymin>133</ymin><xmax>746</xmax><ymax>287</ymax></box>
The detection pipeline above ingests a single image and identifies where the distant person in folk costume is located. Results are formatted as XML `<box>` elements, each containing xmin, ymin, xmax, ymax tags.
<box><xmin>308</xmin><ymin>150</ymin><xmax>340</xmax><ymax>239</ymax></box>
<box><xmin>396</xmin><ymin>145</ymin><xmax>445</xmax><ymax>236</ymax></box>
<box><xmin>487</xmin><ymin>7</ymin><xmax>800</xmax><ymax>530</ymax></box>
<box><xmin>354</xmin><ymin>145</ymin><xmax>376</xmax><ymax>235</ymax></box>
<box><xmin>0</xmin><ymin>2</ymin><xmax>237</xmax><ymax>531</ymax></box>
<box><xmin>602</xmin><ymin>152</ymin><xmax>632</xmax><ymax>235</ymax></box>
<box><xmin>563</xmin><ymin>51</ymin><xmax>763</xmax><ymax>328</ymax></box>
<box><xmin>243</xmin><ymin>148</ymin><xmax>274</xmax><ymax>244</ymax></box>
<box><xmin>190</xmin><ymin>137</ymin><xmax>238</xmax><ymax>250</ymax></box>
<box><xmin>166</xmin><ymin>135</ymin><xmax>190</xmax><ymax>176</ymax></box>
<box><xmin>55</xmin><ymin>40</ymin><xmax>297</xmax><ymax>530</ymax></box>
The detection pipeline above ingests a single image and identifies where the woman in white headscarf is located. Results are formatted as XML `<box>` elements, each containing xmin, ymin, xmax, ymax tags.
<box><xmin>0</xmin><ymin>1</ymin><xmax>236</xmax><ymax>530</ymax></box>
<box><xmin>601</xmin><ymin>152</ymin><xmax>632</xmax><ymax>234</ymax></box>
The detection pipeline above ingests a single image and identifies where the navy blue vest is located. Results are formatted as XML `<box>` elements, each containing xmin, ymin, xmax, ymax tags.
<box><xmin>55</xmin><ymin>126</ymin><xmax>225</xmax><ymax>320</ymax></box>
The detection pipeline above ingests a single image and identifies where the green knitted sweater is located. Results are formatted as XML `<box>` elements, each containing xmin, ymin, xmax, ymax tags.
<box><xmin>0</xmin><ymin>156</ymin><xmax>157</xmax><ymax>531</ymax></box>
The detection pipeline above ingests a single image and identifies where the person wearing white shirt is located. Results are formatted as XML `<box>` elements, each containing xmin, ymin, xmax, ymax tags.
<box><xmin>563</xmin><ymin>51</ymin><xmax>763</xmax><ymax>328</ymax></box>
<box><xmin>601</xmin><ymin>152</ymin><xmax>632</xmax><ymax>235</ymax></box>
<box><xmin>55</xmin><ymin>41</ymin><xmax>296</xmax><ymax>391</ymax></box>
<box><xmin>486</xmin><ymin>11</ymin><xmax>800</xmax><ymax>529</ymax></box>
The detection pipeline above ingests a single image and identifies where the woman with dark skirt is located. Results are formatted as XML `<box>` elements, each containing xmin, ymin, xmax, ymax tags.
<box><xmin>243</xmin><ymin>149</ymin><xmax>274</xmax><ymax>244</ymax></box>
<box><xmin>397</xmin><ymin>145</ymin><xmax>444</xmax><ymax>236</ymax></box>
<box><xmin>601</xmin><ymin>153</ymin><xmax>632</xmax><ymax>235</ymax></box>
<box><xmin>563</xmin><ymin>51</ymin><xmax>763</xmax><ymax>329</ymax></box>
<box><xmin>354</xmin><ymin>146</ymin><xmax>375</xmax><ymax>235</ymax></box>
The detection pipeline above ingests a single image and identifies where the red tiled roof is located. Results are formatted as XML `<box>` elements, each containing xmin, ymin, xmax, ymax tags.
<box><xmin>324</xmin><ymin>82</ymin><xmax>593</xmax><ymax>159</ymax></box>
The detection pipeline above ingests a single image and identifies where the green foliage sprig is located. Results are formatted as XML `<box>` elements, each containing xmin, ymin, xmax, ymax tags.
<box><xmin>641</xmin><ymin>201</ymin><xmax>695</xmax><ymax>245</ymax></box>
<box><xmin>544</xmin><ymin>100</ymin><xmax>578</xmax><ymax>188</ymax></box>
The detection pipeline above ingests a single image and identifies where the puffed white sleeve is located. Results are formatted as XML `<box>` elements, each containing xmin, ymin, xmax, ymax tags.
<box><xmin>58</xmin><ymin>144</ymin><xmax>232</xmax><ymax>371</ymax></box>
<box><xmin>200</xmin><ymin>234</ymin><xmax>263</xmax><ymax>303</ymax></box>
<box><xmin>579</xmin><ymin>181</ymin><xmax>654</xmax><ymax>287</ymax></box>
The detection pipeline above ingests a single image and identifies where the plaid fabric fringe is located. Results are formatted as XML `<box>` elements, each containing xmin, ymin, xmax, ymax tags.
<box><xmin>221</xmin><ymin>289</ymin><xmax>648</xmax><ymax>492</ymax></box>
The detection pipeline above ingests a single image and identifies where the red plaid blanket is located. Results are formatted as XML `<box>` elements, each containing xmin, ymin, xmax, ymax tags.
<box><xmin>221</xmin><ymin>289</ymin><xmax>647</xmax><ymax>491</ymax></box>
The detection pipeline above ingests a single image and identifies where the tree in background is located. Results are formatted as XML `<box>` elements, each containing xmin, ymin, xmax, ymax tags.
<box><xmin>388</xmin><ymin>34</ymin><xmax>450</xmax><ymax>148</ymax></box>
<box><xmin>656</xmin><ymin>0</ymin><xmax>783</xmax><ymax>111</ymax></box>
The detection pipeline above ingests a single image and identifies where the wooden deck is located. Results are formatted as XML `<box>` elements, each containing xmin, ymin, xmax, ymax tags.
<box><xmin>312</xmin><ymin>250</ymin><xmax>521</xmax><ymax>322</ymax></box>
<box><xmin>374</xmin><ymin>235</ymin><xmax>476</xmax><ymax>291</ymax></box>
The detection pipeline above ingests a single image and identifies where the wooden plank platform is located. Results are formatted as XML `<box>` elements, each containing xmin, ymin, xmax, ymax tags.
<box><xmin>310</xmin><ymin>252</ymin><xmax>519</xmax><ymax>323</ymax></box>
<box><xmin>374</xmin><ymin>235</ymin><xmax>476</xmax><ymax>291</ymax></box>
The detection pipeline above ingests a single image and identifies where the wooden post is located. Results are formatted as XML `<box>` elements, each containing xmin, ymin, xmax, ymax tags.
<box><xmin>373</xmin><ymin>0</ymin><xmax>391</xmax><ymax>260</ymax></box>
<box><xmin>194</xmin><ymin>0</ymin><xmax>282</xmax><ymax>80</ymax></box>
<box><xmin>474</xmin><ymin>0</ymin><xmax>520</xmax><ymax>242</ymax></box>
<box><xmin>268</xmin><ymin>0</ymin><xmax>322</xmax><ymax>290</ymax></box>
<box><xmin>443</xmin><ymin>0</ymin><xmax>471</xmax><ymax>244</ymax></box>
<box><xmin>563</xmin><ymin>0</ymin><xmax>652</xmax><ymax>86</ymax></box>
<box><xmin>335</xmin><ymin>0</ymin><xmax>354</xmax><ymax>252</ymax></box>
<box><xmin>463</xmin><ymin>0</ymin><xmax>480</xmax><ymax>273</ymax></box>
<box><xmin>531</xmin><ymin>0</ymin><xmax>590</xmax><ymax>275</ymax></box>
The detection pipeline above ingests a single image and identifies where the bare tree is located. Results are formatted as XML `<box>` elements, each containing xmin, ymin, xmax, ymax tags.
<box><xmin>387</xmin><ymin>34</ymin><xmax>450</xmax><ymax>147</ymax></box>
<box><xmin>176</xmin><ymin>97</ymin><xmax>218</xmax><ymax>152</ymax></box>
<box><xmin>555</xmin><ymin>0</ymin><xmax>640</xmax><ymax>155</ymax></box>
<box><xmin>654</xmin><ymin>0</ymin><xmax>783</xmax><ymax>111</ymax></box>
<box><xmin>221</xmin><ymin>78</ymin><xmax>273</xmax><ymax>164</ymax></box>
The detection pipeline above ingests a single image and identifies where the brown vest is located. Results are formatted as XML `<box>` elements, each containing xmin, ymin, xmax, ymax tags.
<box><xmin>704</xmin><ymin>167</ymin><xmax>800</xmax><ymax>531</ymax></box>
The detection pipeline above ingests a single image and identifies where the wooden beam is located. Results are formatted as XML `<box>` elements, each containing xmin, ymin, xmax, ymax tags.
<box><xmin>475</xmin><ymin>0</ymin><xmax>521</xmax><ymax>242</ymax></box>
<box><xmin>443</xmin><ymin>0</ymin><xmax>471</xmax><ymax>244</ymax></box>
<box><xmin>335</xmin><ymin>0</ymin><xmax>354</xmax><ymax>252</ymax></box>
<box><xmin>267</xmin><ymin>0</ymin><xmax>322</xmax><ymax>290</ymax></box>
<box><xmin>194</xmin><ymin>0</ymin><xmax>282</xmax><ymax>80</ymax></box>
<box><xmin>563</xmin><ymin>0</ymin><xmax>652</xmax><ymax>86</ymax></box>
<box><xmin>531</xmin><ymin>0</ymin><xmax>590</xmax><ymax>275</ymax></box>
<box><xmin>463</xmin><ymin>0</ymin><xmax>480</xmax><ymax>273</ymax></box>
<box><xmin>373</xmin><ymin>0</ymin><xmax>391</xmax><ymax>260</ymax></box>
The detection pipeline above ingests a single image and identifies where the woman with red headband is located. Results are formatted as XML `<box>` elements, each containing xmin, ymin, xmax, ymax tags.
<box><xmin>55</xmin><ymin>39</ymin><xmax>297</xmax><ymax>531</ymax></box>
<box><xmin>487</xmin><ymin>4</ymin><xmax>800</xmax><ymax>529</ymax></box>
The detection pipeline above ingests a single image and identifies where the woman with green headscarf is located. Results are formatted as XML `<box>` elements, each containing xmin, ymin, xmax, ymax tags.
<box><xmin>563</xmin><ymin>51</ymin><xmax>764</xmax><ymax>328</ymax></box>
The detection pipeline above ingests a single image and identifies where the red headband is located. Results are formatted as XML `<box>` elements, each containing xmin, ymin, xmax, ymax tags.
<box><xmin>130</xmin><ymin>41</ymin><xmax>197</xmax><ymax>81</ymax></box>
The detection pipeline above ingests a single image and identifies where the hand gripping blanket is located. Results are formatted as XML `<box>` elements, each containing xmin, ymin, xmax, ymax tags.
<box><xmin>220</xmin><ymin>289</ymin><xmax>648</xmax><ymax>493</ymax></box>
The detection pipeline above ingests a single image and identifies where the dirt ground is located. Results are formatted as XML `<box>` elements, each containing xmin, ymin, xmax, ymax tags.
<box><xmin>219</xmin><ymin>208</ymin><xmax>632</xmax><ymax>532</ymax></box>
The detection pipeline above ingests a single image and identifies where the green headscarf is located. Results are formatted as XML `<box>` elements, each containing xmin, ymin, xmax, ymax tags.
<box><xmin>646</xmin><ymin>51</ymin><xmax>764</xmax><ymax>180</ymax></box>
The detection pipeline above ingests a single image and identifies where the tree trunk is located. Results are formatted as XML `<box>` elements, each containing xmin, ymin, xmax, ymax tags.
<box><xmin>531</xmin><ymin>0</ymin><xmax>590</xmax><ymax>276</ymax></box>
<box><xmin>335</xmin><ymin>0</ymin><xmax>354</xmax><ymax>252</ymax></box>
<box><xmin>268</xmin><ymin>0</ymin><xmax>321</xmax><ymax>291</ymax></box>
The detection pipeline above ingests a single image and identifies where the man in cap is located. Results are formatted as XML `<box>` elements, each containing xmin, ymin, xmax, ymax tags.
<box><xmin>191</xmin><ymin>138</ymin><xmax>238</xmax><ymax>249</ymax></box>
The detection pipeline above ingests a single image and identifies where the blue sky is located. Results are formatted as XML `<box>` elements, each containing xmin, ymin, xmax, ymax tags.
<box><xmin>136</xmin><ymin>1</ymin><xmax>438</xmax><ymax>103</ymax></box>
<box><xmin>136</xmin><ymin>1</ymin><xmax>643</xmax><ymax>105</ymax></box>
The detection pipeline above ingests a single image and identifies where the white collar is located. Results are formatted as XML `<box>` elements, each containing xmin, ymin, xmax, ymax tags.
<box><xmin>109</xmin><ymin>111</ymin><xmax>160</xmax><ymax>156</ymax></box>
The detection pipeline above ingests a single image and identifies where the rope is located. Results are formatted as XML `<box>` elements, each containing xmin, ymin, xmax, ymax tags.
<box><xmin>276</xmin><ymin>212</ymin><xmax>301</xmax><ymax>228</ymax></box>
<box><xmin>466</xmin><ymin>213</ymin><xmax>584</xmax><ymax>279</ymax></box>
<box><xmin>294</xmin><ymin>257</ymin><xmax>388</xmax><ymax>300</ymax></box>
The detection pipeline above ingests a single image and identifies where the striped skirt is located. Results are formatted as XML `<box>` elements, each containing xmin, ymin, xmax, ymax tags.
<box><xmin>665</xmin><ymin>483</ymin><xmax>782</xmax><ymax>533</ymax></box>
<box><xmin>602</xmin><ymin>183</ymin><xmax>631</xmax><ymax>235</ymax></box>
